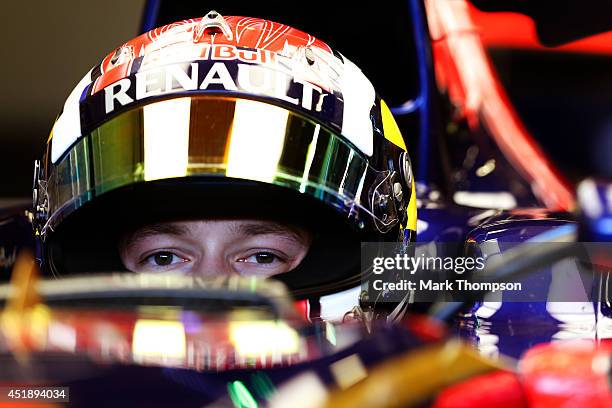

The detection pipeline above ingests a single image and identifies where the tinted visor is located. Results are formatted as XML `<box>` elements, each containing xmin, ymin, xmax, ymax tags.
<box><xmin>45</xmin><ymin>96</ymin><xmax>399</xmax><ymax>236</ymax></box>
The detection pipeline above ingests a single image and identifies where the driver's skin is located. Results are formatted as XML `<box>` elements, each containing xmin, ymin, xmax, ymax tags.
<box><xmin>119</xmin><ymin>220</ymin><xmax>312</xmax><ymax>277</ymax></box>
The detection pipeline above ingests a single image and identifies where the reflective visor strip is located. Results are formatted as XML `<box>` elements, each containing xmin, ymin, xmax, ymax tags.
<box><xmin>44</xmin><ymin>96</ymin><xmax>403</xmax><ymax>236</ymax></box>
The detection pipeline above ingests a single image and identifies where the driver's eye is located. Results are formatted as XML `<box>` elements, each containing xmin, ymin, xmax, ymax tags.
<box><xmin>239</xmin><ymin>252</ymin><xmax>283</xmax><ymax>265</ymax></box>
<box><xmin>254</xmin><ymin>252</ymin><xmax>275</xmax><ymax>264</ymax></box>
<box><xmin>143</xmin><ymin>251</ymin><xmax>186</xmax><ymax>267</ymax></box>
<box><xmin>153</xmin><ymin>252</ymin><xmax>174</xmax><ymax>266</ymax></box>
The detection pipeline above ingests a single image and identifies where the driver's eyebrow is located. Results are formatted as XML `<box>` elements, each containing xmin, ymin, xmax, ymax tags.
<box><xmin>232</xmin><ymin>222</ymin><xmax>306</xmax><ymax>244</ymax></box>
<box><xmin>124</xmin><ymin>223</ymin><xmax>190</xmax><ymax>245</ymax></box>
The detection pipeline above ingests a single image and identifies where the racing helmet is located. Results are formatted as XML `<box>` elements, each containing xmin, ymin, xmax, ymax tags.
<box><xmin>33</xmin><ymin>11</ymin><xmax>417</xmax><ymax>304</ymax></box>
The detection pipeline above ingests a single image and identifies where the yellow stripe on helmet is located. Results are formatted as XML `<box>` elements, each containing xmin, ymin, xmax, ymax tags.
<box><xmin>407</xmin><ymin>178</ymin><xmax>417</xmax><ymax>232</ymax></box>
<box><xmin>380</xmin><ymin>99</ymin><xmax>407</xmax><ymax>152</ymax></box>
<box><xmin>380</xmin><ymin>99</ymin><xmax>416</xmax><ymax>233</ymax></box>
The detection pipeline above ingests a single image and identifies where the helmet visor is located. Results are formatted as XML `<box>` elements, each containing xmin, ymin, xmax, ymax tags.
<box><xmin>44</xmin><ymin>96</ymin><xmax>399</xmax><ymax>236</ymax></box>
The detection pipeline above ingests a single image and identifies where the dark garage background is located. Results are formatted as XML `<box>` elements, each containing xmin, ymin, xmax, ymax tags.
<box><xmin>0</xmin><ymin>0</ymin><xmax>145</xmax><ymax>199</ymax></box>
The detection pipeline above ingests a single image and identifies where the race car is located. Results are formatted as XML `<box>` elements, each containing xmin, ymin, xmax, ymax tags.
<box><xmin>0</xmin><ymin>0</ymin><xmax>611</xmax><ymax>407</ymax></box>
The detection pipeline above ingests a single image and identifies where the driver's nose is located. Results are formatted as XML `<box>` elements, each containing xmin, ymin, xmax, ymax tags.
<box><xmin>188</xmin><ymin>252</ymin><xmax>237</xmax><ymax>277</ymax></box>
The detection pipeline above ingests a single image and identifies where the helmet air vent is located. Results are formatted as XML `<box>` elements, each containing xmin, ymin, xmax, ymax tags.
<box><xmin>194</xmin><ymin>10</ymin><xmax>233</xmax><ymax>42</ymax></box>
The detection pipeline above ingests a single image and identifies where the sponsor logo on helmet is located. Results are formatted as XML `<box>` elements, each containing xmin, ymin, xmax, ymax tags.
<box><xmin>103</xmin><ymin>60</ymin><xmax>331</xmax><ymax>114</ymax></box>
